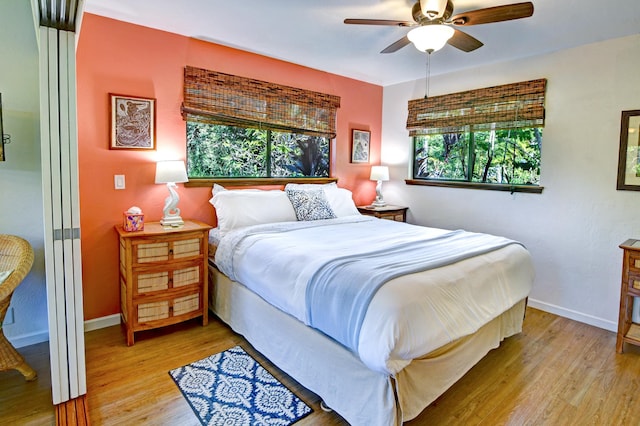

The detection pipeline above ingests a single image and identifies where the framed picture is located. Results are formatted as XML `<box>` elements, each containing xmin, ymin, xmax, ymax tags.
<box><xmin>110</xmin><ymin>94</ymin><xmax>156</xmax><ymax>150</ymax></box>
<box><xmin>616</xmin><ymin>110</ymin><xmax>640</xmax><ymax>190</ymax></box>
<box><xmin>351</xmin><ymin>129</ymin><xmax>370</xmax><ymax>163</ymax></box>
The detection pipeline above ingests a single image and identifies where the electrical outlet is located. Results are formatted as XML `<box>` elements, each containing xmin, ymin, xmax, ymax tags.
<box><xmin>3</xmin><ymin>307</ymin><xmax>14</xmax><ymax>325</ymax></box>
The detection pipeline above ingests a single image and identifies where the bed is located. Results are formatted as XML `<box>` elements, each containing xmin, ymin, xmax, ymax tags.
<box><xmin>206</xmin><ymin>183</ymin><xmax>534</xmax><ymax>425</ymax></box>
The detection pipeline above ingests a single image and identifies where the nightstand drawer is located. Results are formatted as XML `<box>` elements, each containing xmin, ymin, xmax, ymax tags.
<box><xmin>132</xmin><ymin>236</ymin><xmax>203</xmax><ymax>265</ymax></box>
<box><xmin>133</xmin><ymin>264</ymin><xmax>201</xmax><ymax>295</ymax></box>
<box><xmin>626</xmin><ymin>272</ymin><xmax>640</xmax><ymax>295</ymax></box>
<box><xmin>135</xmin><ymin>291</ymin><xmax>202</xmax><ymax>325</ymax></box>
<box><xmin>629</xmin><ymin>252</ymin><xmax>640</xmax><ymax>273</ymax></box>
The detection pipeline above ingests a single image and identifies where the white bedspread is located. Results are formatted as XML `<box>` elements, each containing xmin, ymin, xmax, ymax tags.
<box><xmin>215</xmin><ymin>216</ymin><xmax>534</xmax><ymax>375</ymax></box>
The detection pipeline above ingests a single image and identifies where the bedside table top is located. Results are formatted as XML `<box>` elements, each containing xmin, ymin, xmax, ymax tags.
<box><xmin>115</xmin><ymin>219</ymin><xmax>213</xmax><ymax>237</ymax></box>
<box><xmin>357</xmin><ymin>205</ymin><xmax>407</xmax><ymax>212</ymax></box>
<box><xmin>620</xmin><ymin>239</ymin><xmax>640</xmax><ymax>251</ymax></box>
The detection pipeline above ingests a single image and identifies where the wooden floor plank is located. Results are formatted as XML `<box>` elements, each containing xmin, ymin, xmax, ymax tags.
<box><xmin>0</xmin><ymin>340</ymin><xmax>54</xmax><ymax>425</ymax></box>
<box><xmin>4</xmin><ymin>307</ymin><xmax>640</xmax><ymax>425</ymax></box>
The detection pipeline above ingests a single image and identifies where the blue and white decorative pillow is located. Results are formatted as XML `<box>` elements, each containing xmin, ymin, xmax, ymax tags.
<box><xmin>286</xmin><ymin>188</ymin><xmax>336</xmax><ymax>221</ymax></box>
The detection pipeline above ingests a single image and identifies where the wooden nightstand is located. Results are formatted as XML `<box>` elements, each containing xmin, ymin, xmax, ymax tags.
<box><xmin>617</xmin><ymin>239</ymin><xmax>640</xmax><ymax>353</ymax></box>
<box><xmin>357</xmin><ymin>205</ymin><xmax>408</xmax><ymax>222</ymax></box>
<box><xmin>116</xmin><ymin>220</ymin><xmax>213</xmax><ymax>346</ymax></box>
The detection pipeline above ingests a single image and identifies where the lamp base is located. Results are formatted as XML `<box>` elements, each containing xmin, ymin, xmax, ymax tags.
<box><xmin>160</xmin><ymin>215</ymin><xmax>184</xmax><ymax>228</ymax></box>
<box><xmin>370</xmin><ymin>199</ymin><xmax>387</xmax><ymax>207</ymax></box>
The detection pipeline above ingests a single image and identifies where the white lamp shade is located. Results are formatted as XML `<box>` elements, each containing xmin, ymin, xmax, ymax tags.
<box><xmin>155</xmin><ymin>160</ymin><xmax>188</xmax><ymax>184</ymax></box>
<box><xmin>407</xmin><ymin>24</ymin><xmax>455</xmax><ymax>53</ymax></box>
<box><xmin>370</xmin><ymin>166</ymin><xmax>389</xmax><ymax>181</ymax></box>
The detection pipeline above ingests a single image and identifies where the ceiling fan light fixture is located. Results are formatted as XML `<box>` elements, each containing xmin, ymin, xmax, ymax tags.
<box><xmin>407</xmin><ymin>24</ymin><xmax>454</xmax><ymax>53</ymax></box>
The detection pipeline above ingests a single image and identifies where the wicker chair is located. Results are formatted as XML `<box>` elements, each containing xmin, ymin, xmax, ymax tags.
<box><xmin>0</xmin><ymin>235</ymin><xmax>37</xmax><ymax>381</ymax></box>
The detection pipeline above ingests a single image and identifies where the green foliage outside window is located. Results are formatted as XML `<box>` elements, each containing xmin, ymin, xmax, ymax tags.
<box><xmin>187</xmin><ymin>122</ymin><xmax>329</xmax><ymax>178</ymax></box>
<box><xmin>413</xmin><ymin>127</ymin><xmax>542</xmax><ymax>185</ymax></box>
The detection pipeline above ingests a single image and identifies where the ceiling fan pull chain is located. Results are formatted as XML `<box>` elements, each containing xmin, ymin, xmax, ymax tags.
<box><xmin>424</xmin><ymin>52</ymin><xmax>431</xmax><ymax>99</ymax></box>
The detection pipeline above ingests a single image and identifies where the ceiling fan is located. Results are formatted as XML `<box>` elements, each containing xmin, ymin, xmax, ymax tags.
<box><xmin>344</xmin><ymin>0</ymin><xmax>534</xmax><ymax>54</ymax></box>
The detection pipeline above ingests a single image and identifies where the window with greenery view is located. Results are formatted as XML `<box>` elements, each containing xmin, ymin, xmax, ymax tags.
<box><xmin>187</xmin><ymin>122</ymin><xmax>329</xmax><ymax>178</ymax></box>
<box><xmin>407</xmin><ymin>79</ymin><xmax>546</xmax><ymax>191</ymax></box>
<box><xmin>182</xmin><ymin>67</ymin><xmax>340</xmax><ymax>180</ymax></box>
<box><xmin>413</xmin><ymin>127</ymin><xmax>542</xmax><ymax>185</ymax></box>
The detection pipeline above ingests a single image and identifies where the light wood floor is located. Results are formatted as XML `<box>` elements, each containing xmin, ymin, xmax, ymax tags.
<box><xmin>3</xmin><ymin>307</ymin><xmax>640</xmax><ymax>425</ymax></box>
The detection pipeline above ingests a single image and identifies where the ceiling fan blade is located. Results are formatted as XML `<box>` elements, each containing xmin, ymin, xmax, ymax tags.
<box><xmin>381</xmin><ymin>36</ymin><xmax>412</xmax><ymax>54</ymax></box>
<box><xmin>447</xmin><ymin>29</ymin><xmax>483</xmax><ymax>52</ymax></box>
<box><xmin>449</xmin><ymin>2</ymin><xmax>533</xmax><ymax>26</ymax></box>
<box><xmin>344</xmin><ymin>18</ymin><xmax>416</xmax><ymax>27</ymax></box>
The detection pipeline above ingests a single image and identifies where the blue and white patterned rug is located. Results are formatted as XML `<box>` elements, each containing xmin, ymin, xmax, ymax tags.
<box><xmin>169</xmin><ymin>345</ymin><xmax>312</xmax><ymax>426</ymax></box>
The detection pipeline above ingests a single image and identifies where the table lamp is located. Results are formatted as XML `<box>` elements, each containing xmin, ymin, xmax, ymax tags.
<box><xmin>155</xmin><ymin>160</ymin><xmax>188</xmax><ymax>227</ymax></box>
<box><xmin>370</xmin><ymin>165</ymin><xmax>389</xmax><ymax>207</ymax></box>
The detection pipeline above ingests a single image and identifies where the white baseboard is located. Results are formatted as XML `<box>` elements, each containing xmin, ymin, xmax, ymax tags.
<box><xmin>9</xmin><ymin>314</ymin><xmax>121</xmax><ymax>349</ymax></box>
<box><xmin>84</xmin><ymin>313</ymin><xmax>121</xmax><ymax>332</ymax></box>
<box><xmin>528</xmin><ymin>298</ymin><xmax>617</xmax><ymax>333</ymax></box>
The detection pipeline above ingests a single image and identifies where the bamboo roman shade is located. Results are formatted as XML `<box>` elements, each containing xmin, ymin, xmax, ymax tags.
<box><xmin>182</xmin><ymin>66</ymin><xmax>341</xmax><ymax>138</ymax></box>
<box><xmin>407</xmin><ymin>78</ymin><xmax>547</xmax><ymax>136</ymax></box>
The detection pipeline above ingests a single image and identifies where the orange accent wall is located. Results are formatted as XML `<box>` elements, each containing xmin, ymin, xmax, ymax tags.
<box><xmin>76</xmin><ymin>14</ymin><xmax>383</xmax><ymax>320</ymax></box>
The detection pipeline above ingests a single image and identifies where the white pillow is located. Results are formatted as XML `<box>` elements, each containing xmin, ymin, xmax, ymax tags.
<box><xmin>284</xmin><ymin>182</ymin><xmax>337</xmax><ymax>191</ymax></box>
<box><xmin>324</xmin><ymin>187</ymin><xmax>360</xmax><ymax>217</ymax></box>
<box><xmin>211</xmin><ymin>188</ymin><xmax>297</xmax><ymax>234</ymax></box>
<box><xmin>284</xmin><ymin>183</ymin><xmax>359</xmax><ymax>217</ymax></box>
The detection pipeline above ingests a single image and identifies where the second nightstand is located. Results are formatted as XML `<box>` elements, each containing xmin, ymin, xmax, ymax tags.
<box><xmin>617</xmin><ymin>239</ymin><xmax>640</xmax><ymax>353</ymax></box>
<box><xmin>357</xmin><ymin>205</ymin><xmax>408</xmax><ymax>222</ymax></box>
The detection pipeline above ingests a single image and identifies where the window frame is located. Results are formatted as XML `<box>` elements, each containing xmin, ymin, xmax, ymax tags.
<box><xmin>186</xmin><ymin>122</ymin><xmax>332</xmax><ymax>182</ymax></box>
<box><xmin>409</xmin><ymin>126</ymin><xmax>544</xmax><ymax>193</ymax></box>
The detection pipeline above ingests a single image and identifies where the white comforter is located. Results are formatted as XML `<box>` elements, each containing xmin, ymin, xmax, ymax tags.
<box><xmin>215</xmin><ymin>216</ymin><xmax>534</xmax><ymax>375</ymax></box>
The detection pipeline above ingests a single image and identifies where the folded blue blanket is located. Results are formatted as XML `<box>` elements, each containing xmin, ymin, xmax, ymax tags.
<box><xmin>305</xmin><ymin>230</ymin><xmax>521</xmax><ymax>353</ymax></box>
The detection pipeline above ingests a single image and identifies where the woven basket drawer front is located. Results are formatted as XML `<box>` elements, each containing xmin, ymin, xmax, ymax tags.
<box><xmin>137</xmin><ymin>271</ymin><xmax>169</xmax><ymax>293</ymax></box>
<box><xmin>173</xmin><ymin>293</ymin><xmax>200</xmax><ymax>316</ymax></box>
<box><xmin>172</xmin><ymin>238</ymin><xmax>201</xmax><ymax>259</ymax></box>
<box><xmin>136</xmin><ymin>242</ymin><xmax>169</xmax><ymax>263</ymax></box>
<box><xmin>138</xmin><ymin>301</ymin><xmax>169</xmax><ymax>322</ymax></box>
<box><xmin>173</xmin><ymin>266</ymin><xmax>200</xmax><ymax>288</ymax></box>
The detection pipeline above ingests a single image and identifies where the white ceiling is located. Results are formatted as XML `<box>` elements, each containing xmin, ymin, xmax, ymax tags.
<box><xmin>82</xmin><ymin>0</ymin><xmax>640</xmax><ymax>86</ymax></box>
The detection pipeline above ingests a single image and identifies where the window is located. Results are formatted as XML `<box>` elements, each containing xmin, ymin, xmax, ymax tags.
<box><xmin>182</xmin><ymin>66</ymin><xmax>339</xmax><ymax>181</ymax></box>
<box><xmin>407</xmin><ymin>79</ymin><xmax>546</xmax><ymax>192</ymax></box>
<box><xmin>187</xmin><ymin>123</ymin><xmax>329</xmax><ymax>178</ymax></box>
<box><xmin>413</xmin><ymin>126</ymin><xmax>542</xmax><ymax>185</ymax></box>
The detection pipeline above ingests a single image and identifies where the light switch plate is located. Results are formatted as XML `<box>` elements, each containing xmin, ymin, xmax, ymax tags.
<box><xmin>114</xmin><ymin>174</ymin><xmax>125</xmax><ymax>190</ymax></box>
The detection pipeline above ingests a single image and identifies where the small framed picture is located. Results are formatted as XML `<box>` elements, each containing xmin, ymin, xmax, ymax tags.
<box><xmin>110</xmin><ymin>94</ymin><xmax>156</xmax><ymax>150</ymax></box>
<box><xmin>616</xmin><ymin>110</ymin><xmax>640</xmax><ymax>190</ymax></box>
<box><xmin>351</xmin><ymin>129</ymin><xmax>370</xmax><ymax>163</ymax></box>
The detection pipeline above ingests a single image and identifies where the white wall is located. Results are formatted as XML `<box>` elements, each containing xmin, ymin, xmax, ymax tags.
<box><xmin>382</xmin><ymin>34</ymin><xmax>640</xmax><ymax>332</ymax></box>
<box><xmin>0</xmin><ymin>0</ymin><xmax>48</xmax><ymax>346</ymax></box>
